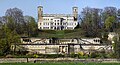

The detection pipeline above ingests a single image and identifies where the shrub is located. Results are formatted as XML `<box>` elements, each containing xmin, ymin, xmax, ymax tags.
<box><xmin>78</xmin><ymin>52</ymin><xmax>84</xmax><ymax>56</ymax></box>
<box><xmin>33</xmin><ymin>54</ymin><xmax>39</xmax><ymax>58</ymax></box>
<box><xmin>90</xmin><ymin>52</ymin><xmax>99</xmax><ymax>58</ymax></box>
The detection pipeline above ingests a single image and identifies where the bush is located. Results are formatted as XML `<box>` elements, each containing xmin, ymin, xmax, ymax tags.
<box><xmin>90</xmin><ymin>52</ymin><xmax>99</xmax><ymax>58</ymax></box>
<box><xmin>69</xmin><ymin>52</ymin><xmax>78</xmax><ymax>58</ymax></box>
<box><xmin>33</xmin><ymin>54</ymin><xmax>39</xmax><ymax>58</ymax></box>
<box><xmin>77</xmin><ymin>52</ymin><xmax>84</xmax><ymax>58</ymax></box>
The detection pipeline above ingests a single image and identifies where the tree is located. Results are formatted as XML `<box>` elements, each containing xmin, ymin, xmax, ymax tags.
<box><xmin>5</xmin><ymin>8</ymin><xmax>25</xmax><ymax>34</ymax></box>
<box><xmin>112</xmin><ymin>36</ymin><xmax>120</xmax><ymax>58</ymax></box>
<box><xmin>105</xmin><ymin>16</ymin><xmax>116</xmax><ymax>31</ymax></box>
<box><xmin>102</xmin><ymin>7</ymin><xmax>117</xmax><ymax>21</ymax></box>
<box><xmin>80</xmin><ymin>7</ymin><xmax>102</xmax><ymax>37</ymax></box>
<box><xmin>0</xmin><ymin>16</ymin><xmax>7</xmax><ymax>24</ymax></box>
<box><xmin>5</xmin><ymin>8</ymin><xmax>24</xmax><ymax>24</ymax></box>
<box><xmin>102</xmin><ymin>7</ymin><xmax>117</xmax><ymax>31</ymax></box>
<box><xmin>0</xmin><ymin>16</ymin><xmax>7</xmax><ymax>30</ymax></box>
<box><xmin>24</xmin><ymin>16</ymin><xmax>38</xmax><ymax>37</ymax></box>
<box><xmin>116</xmin><ymin>9</ymin><xmax>120</xmax><ymax>29</ymax></box>
<box><xmin>0</xmin><ymin>25</ymin><xmax>12</xmax><ymax>55</ymax></box>
<box><xmin>0</xmin><ymin>20</ymin><xmax>21</xmax><ymax>55</ymax></box>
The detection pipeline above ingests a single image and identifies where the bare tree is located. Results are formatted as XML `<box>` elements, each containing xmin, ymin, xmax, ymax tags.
<box><xmin>80</xmin><ymin>7</ymin><xmax>102</xmax><ymax>37</ymax></box>
<box><xmin>5</xmin><ymin>8</ymin><xmax>25</xmax><ymax>34</ymax></box>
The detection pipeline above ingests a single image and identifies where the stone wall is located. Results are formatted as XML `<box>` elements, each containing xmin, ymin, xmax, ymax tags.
<box><xmin>0</xmin><ymin>58</ymin><xmax>120</xmax><ymax>63</ymax></box>
<box><xmin>0</xmin><ymin>58</ymin><xmax>27</xmax><ymax>63</ymax></box>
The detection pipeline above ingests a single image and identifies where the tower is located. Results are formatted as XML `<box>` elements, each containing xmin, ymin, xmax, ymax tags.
<box><xmin>73</xmin><ymin>7</ymin><xmax>78</xmax><ymax>21</ymax></box>
<box><xmin>38</xmin><ymin>6</ymin><xmax>43</xmax><ymax>29</ymax></box>
<box><xmin>38</xmin><ymin>6</ymin><xmax>43</xmax><ymax>22</ymax></box>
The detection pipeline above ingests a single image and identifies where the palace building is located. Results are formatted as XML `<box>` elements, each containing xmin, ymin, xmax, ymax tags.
<box><xmin>38</xmin><ymin>6</ymin><xmax>78</xmax><ymax>30</ymax></box>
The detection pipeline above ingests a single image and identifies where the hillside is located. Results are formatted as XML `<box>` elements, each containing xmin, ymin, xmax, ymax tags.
<box><xmin>37</xmin><ymin>29</ymin><xmax>85</xmax><ymax>38</ymax></box>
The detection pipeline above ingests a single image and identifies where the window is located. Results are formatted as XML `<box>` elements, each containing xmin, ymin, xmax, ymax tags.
<box><xmin>98</xmin><ymin>40</ymin><xmax>100</xmax><ymax>42</ymax></box>
<box><xmin>51</xmin><ymin>23</ymin><xmax>53</xmax><ymax>25</ymax></box>
<box><xmin>75</xmin><ymin>23</ymin><xmax>76</xmax><ymax>25</ymax></box>
<box><xmin>40</xmin><ymin>27</ymin><xmax>41</xmax><ymax>29</ymax></box>
<box><xmin>51</xmin><ymin>27</ymin><xmax>53</xmax><ymax>29</ymax></box>
<box><xmin>74</xmin><ymin>9</ymin><xmax>76</xmax><ymax>11</ymax></box>
<box><xmin>58</xmin><ymin>23</ymin><xmax>59</xmax><ymax>25</ymax></box>
<box><xmin>94</xmin><ymin>40</ymin><xmax>97</xmax><ymax>42</ymax></box>
<box><xmin>43</xmin><ymin>23</ymin><xmax>45</xmax><ymax>25</ymax></box>
<box><xmin>72</xmin><ymin>39</ymin><xmax>74</xmax><ymax>42</ymax></box>
<box><xmin>40</xmin><ymin>23</ymin><xmax>41</xmax><ymax>25</ymax></box>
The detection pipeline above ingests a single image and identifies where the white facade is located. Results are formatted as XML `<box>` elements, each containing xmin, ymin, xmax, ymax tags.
<box><xmin>21</xmin><ymin>38</ymin><xmax>101</xmax><ymax>45</ymax></box>
<box><xmin>19</xmin><ymin>44</ymin><xmax>112</xmax><ymax>54</ymax></box>
<box><xmin>38</xmin><ymin>6</ymin><xmax>78</xmax><ymax>30</ymax></box>
<box><xmin>80</xmin><ymin>38</ymin><xmax>101</xmax><ymax>44</ymax></box>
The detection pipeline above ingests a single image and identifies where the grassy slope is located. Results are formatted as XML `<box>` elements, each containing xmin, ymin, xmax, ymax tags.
<box><xmin>37</xmin><ymin>28</ymin><xmax>85</xmax><ymax>38</ymax></box>
<box><xmin>37</xmin><ymin>28</ymin><xmax>120</xmax><ymax>39</ymax></box>
<box><xmin>0</xmin><ymin>62</ymin><xmax>120</xmax><ymax>65</ymax></box>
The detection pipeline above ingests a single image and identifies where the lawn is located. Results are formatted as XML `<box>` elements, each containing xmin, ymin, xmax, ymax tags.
<box><xmin>0</xmin><ymin>62</ymin><xmax>120</xmax><ymax>65</ymax></box>
<box><xmin>38</xmin><ymin>29</ymin><xmax>85</xmax><ymax>38</ymax></box>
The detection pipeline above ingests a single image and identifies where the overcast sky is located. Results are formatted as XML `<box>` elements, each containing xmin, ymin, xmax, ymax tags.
<box><xmin>0</xmin><ymin>0</ymin><xmax>120</xmax><ymax>18</ymax></box>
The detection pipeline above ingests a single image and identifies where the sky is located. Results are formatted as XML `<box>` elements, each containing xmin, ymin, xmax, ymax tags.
<box><xmin>0</xmin><ymin>0</ymin><xmax>120</xmax><ymax>19</ymax></box>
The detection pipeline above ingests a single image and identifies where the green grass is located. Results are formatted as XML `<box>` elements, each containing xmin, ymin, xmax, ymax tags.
<box><xmin>0</xmin><ymin>62</ymin><xmax>120</xmax><ymax>65</ymax></box>
<box><xmin>38</xmin><ymin>28</ymin><xmax>85</xmax><ymax>38</ymax></box>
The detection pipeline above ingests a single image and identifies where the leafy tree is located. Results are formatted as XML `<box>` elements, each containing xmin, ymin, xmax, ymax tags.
<box><xmin>0</xmin><ymin>8</ymin><xmax>38</xmax><ymax>56</ymax></box>
<box><xmin>0</xmin><ymin>25</ymin><xmax>12</xmax><ymax>55</ymax></box>
<box><xmin>6</xmin><ymin>16</ymin><xmax>16</xmax><ymax>31</ymax></box>
<box><xmin>105</xmin><ymin>16</ymin><xmax>115</xmax><ymax>31</ymax></box>
<box><xmin>115</xmin><ymin>41</ymin><xmax>120</xmax><ymax>58</ymax></box>
<box><xmin>0</xmin><ymin>39</ymin><xmax>6</xmax><ymax>55</ymax></box>
<box><xmin>102</xmin><ymin>7</ymin><xmax>118</xmax><ymax>31</ymax></box>
<box><xmin>112</xmin><ymin>36</ymin><xmax>120</xmax><ymax>58</ymax></box>
<box><xmin>24</xmin><ymin>16</ymin><xmax>38</xmax><ymax>37</ymax></box>
<box><xmin>102</xmin><ymin>7</ymin><xmax>117</xmax><ymax>22</ymax></box>
<box><xmin>0</xmin><ymin>23</ymin><xmax>20</xmax><ymax>55</ymax></box>
<box><xmin>116</xmin><ymin>9</ymin><xmax>120</xmax><ymax>29</ymax></box>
